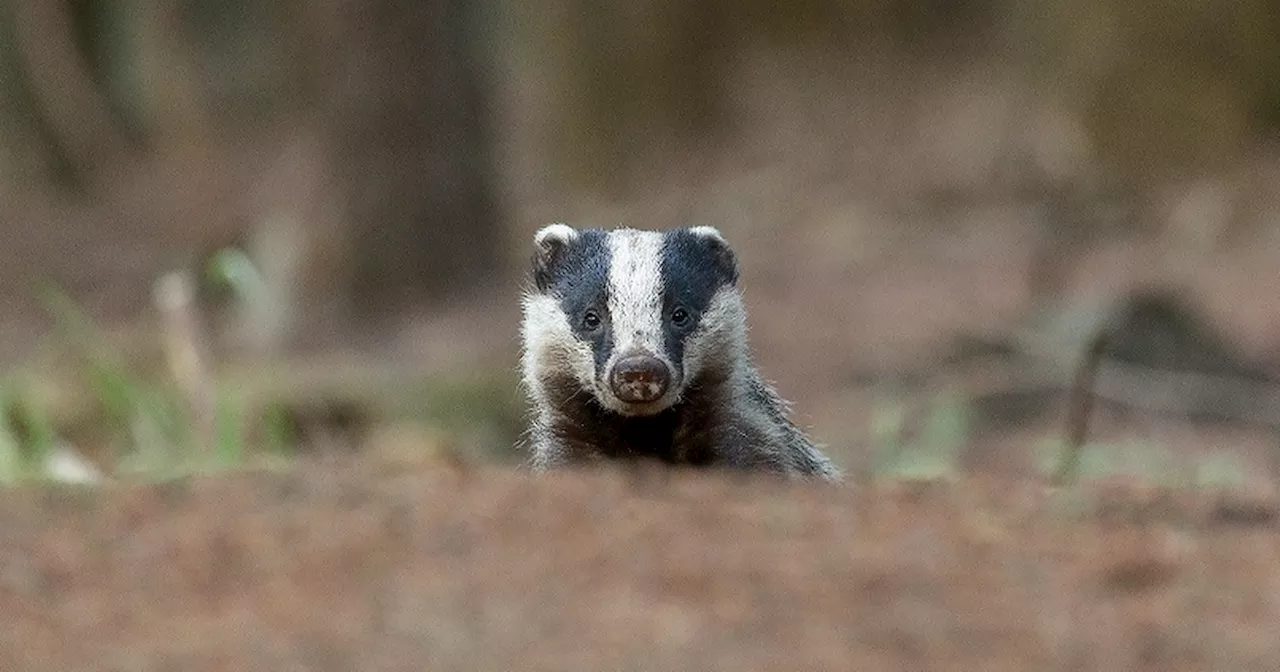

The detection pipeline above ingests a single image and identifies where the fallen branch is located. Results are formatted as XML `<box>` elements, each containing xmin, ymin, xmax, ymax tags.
<box><xmin>1052</xmin><ymin>331</ymin><xmax>1107</xmax><ymax>486</ymax></box>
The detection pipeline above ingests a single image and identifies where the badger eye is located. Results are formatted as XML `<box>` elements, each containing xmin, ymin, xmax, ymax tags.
<box><xmin>670</xmin><ymin>306</ymin><xmax>690</xmax><ymax>327</ymax></box>
<box><xmin>582</xmin><ymin>309</ymin><xmax>602</xmax><ymax>331</ymax></box>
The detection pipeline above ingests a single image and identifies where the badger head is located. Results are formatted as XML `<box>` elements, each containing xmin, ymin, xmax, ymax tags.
<box><xmin>521</xmin><ymin>224</ymin><xmax>745</xmax><ymax>417</ymax></box>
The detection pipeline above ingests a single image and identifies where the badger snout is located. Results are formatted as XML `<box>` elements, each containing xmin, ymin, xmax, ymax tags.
<box><xmin>609</xmin><ymin>354</ymin><xmax>670</xmax><ymax>404</ymax></box>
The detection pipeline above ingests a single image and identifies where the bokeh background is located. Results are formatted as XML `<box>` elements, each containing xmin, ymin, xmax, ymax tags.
<box><xmin>3</xmin><ymin>0</ymin><xmax>1280</xmax><ymax>483</ymax></box>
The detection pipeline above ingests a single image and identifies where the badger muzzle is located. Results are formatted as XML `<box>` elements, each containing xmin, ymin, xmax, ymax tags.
<box><xmin>608</xmin><ymin>354</ymin><xmax>671</xmax><ymax>404</ymax></box>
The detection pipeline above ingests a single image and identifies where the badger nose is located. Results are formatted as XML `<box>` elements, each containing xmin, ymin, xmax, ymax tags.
<box><xmin>609</xmin><ymin>355</ymin><xmax>670</xmax><ymax>403</ymax></box>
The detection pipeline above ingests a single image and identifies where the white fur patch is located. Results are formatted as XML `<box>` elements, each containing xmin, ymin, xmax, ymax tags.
<box><xmin>605</xmin><ymin>229</ymin><xmax>666</xmax><ymax>357</ymax></box>
<box><xmin>520</xmin><ymin>292</ymin><xmax>596</xmax><ymax>401</ymax></box>
<box><xmin>681</xmin><ymin>288</ymin><xmax>747</xmax><ymax>385</ymax></box>
<box><xmin>534</xmin><ymin>223</ymin><xmax>578</xmax><ymax>248</ymax></box>
<box><xmin>687</xmin><ymin>226</ymin><xmax>726</xmax><ymax>243</ymax></box>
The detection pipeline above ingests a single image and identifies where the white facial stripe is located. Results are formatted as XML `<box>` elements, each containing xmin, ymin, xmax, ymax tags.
<box><xmin>680</xmin><ymin>287</ymin><xmax>747</xmax><ymax>383</ymax></box>
<box><xmin>521</xmin><ymin>292</ymin><xmax>596</xmax><ymax>398</ymax></box>
<box><xmin>606</xmin><ymin>229</ymin><xmax>665</xmax><ymax>356</ymax></box>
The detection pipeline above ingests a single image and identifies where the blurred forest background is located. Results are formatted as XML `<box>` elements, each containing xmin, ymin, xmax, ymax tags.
<box><xmin>2</xmin><ymin>0</ymin><xmax>1280</xmax><ymax>482</ymax></box>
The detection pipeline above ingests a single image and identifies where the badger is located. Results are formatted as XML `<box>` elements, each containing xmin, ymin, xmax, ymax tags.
<box><xmin>519</xmin><ymin>223</ymin><xmax>840</xmax><ymax>480</ymax></box>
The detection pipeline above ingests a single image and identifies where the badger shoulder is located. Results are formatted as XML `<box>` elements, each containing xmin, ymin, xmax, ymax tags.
<box><xmin>519</xmin><ymin>223</ymin><xmax>840</xmax><ymax>481</ymax></box>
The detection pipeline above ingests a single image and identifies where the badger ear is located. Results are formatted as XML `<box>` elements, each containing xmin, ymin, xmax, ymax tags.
<box><xmin>688</xmin><ymin>226</ymin><xmax>739</xmax><ymax>286</ymax></box>
<box><xmin>531</xmin><ymin>223</ymin><xmax>578</xmax><ymax>292</ymax></box>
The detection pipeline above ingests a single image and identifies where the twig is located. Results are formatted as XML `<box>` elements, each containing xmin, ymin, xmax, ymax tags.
<box><xmin>154</xmin><ymin>270</ymin><xmax>216</xmax><ymax>455</ymax></box>
<box><xmin>934</xmin><ymin>325</ymin><xmax>1280</xmax><ymax>429</ymax></box>
<box><xmin>1052</xmin><ymin>330</ymin><xmax>1107</xmax><ymax>486</ymax></box>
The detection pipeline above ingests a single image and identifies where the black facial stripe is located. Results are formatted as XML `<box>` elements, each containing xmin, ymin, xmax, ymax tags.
<box><xmin>591</xmin><ymin>314</ymin><xmax>614</xmax><ymax>376</ymax></box>
<box><xmin>660</xmin><ymin>228</ymin><xmax>739</xmax><ymax>370</ymax></box>
<box><xmin>538</xmin><ymin>228</ymin><xmax>615</xmax><ymax>373</ymax></box>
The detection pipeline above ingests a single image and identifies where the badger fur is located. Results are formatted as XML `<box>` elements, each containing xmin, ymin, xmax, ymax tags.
<box><xmin>520</xmin><ymin>224</ymin><xmax>840</xmax><ymax>480</ymax></box>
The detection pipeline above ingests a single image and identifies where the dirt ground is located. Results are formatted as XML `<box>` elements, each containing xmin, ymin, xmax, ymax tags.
<box><xmin>2</xmin><ymin>459</ymin><xmax>1279</xmax><ymax>671</ymax></box>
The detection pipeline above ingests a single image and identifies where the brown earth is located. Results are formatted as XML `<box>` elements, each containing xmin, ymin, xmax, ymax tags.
<box><xmin>3</xmin><ymin>459</ymin><xmax>1280</xmax><ymax>671</ymax></box>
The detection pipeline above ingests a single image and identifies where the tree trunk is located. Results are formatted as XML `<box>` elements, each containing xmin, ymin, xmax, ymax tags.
<box><xmin>326</xmin><ymin>0</ymin><xmax>502</xmax><ymax>315</ymax></box>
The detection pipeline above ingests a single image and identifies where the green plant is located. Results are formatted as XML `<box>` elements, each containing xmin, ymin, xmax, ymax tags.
<box><xmin>869</xmin><ymin>388</ymin><xmax>971</xmax><ymax>481</ymax></box>
<box><xmin>1036</xmin><ymin>434</ymin><xmax>1251</xmax><ymax>491</ymax></box>
<box><xmin>35</xmin><ymin>283</ymin><xmax>275</xmax><ymax>481</ymax></box>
